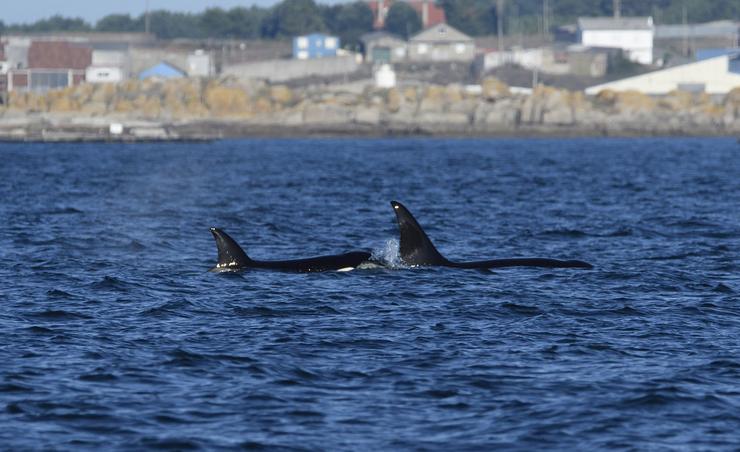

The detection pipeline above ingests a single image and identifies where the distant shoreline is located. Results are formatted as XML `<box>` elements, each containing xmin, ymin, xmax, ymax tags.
<box><xmin>0</xmin><ymin>121</ymin><xmax>736</xmax><ymax>143</ymax></box>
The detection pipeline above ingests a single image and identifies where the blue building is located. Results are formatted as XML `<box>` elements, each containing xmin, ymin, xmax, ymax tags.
<box><xmin>292</xmin><ymin>33</ymin><xmax>340</xmax><ymax>60</ymax></box>
<box><xmin>139</xmin><ymin>61</ymin><xmax>186</xmax><ymax>80</ymax></box>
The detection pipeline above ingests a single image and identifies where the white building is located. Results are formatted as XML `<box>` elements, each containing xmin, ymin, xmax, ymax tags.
<box><xmin>187</xmin><ymin>50</ymin><xmax>212</xmax><ymax>77</ymax></box>
<box><xmin>585</xmin><ymin>52</ymin><xmax>740</xmax><ymax>95</ymax></box>
<box><xmin>578</xmin><ymin>17</ymin><xmax>654</xmax><ymax>65</ymax></box>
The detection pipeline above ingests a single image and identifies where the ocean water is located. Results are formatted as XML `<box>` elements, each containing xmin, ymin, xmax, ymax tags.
<box><xmin>0</xmin><ymin>138</ymin><xmax>738</xmax><ymax>450</ymax></box>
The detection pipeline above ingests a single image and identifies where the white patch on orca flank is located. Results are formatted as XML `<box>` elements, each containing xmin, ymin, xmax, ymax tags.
<box><xmin>336</xmin><ymin>267</ymin><xmax>355</xmax><ymax>272</ymax></box>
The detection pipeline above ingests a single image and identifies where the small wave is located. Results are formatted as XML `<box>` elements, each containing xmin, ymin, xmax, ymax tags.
<box><xmin>141</xmin><ymin>300</ymin><xmax>194</xmax><ymax>317</ymax></box>
<box><xmin>501</xmin><ymin>302</ymin><xmax>542</xmax><ymax>316</ymax></box>
<box><xmin>78</xmin><ymin>373</ymin><xmax>117</xmax><ymax>382</ymax></box>
<box><xmin>24</xmin><ymin>326</ymin><xmax>58</xmax><ymax>334</ymax></box>
<box><xmin>137</xmin><ymin>437</ymin><xmax>201</xmax><ymax>450</ymax></box>
<box><xmin>46</xmin><ymin>289</ymin><xmax>75</xmax><ymax>299</ymax></box>
<box><xmin>539</xmin><ymin>229</ymin><xmax>588</xmax><ymax>238</ymax></box>
<box><xmin>713</xmin><ymin>283</ymin><xmax>733</xmax><ymax>293</ymax></box>
<box><xmin>127</xmin><ymin>240</ymin><xmax>146</xmax><ymax>251</ymax></box>
<box><xmin>43</xmin><ymin>207</ymin><xmax>83</xmax><ymax>215</ymax></box>
<box><xmin>164</xmin><ymin>348</ymin><xmax>210</xmax><ymax>368</ymax></box>
<box><xmin>26</xmin><ymin>310</ymin><xmax>91</xmax><ymax>321</ymax></box>
<box><xmin>89</xmin><ymin>276</ymin><xmax>132</xmax><ymax>292</ymax></box>
<box><xmin>605</xmin><ymin>227</ymin><xmax>633</xmax><ymax>237</ymax></box>
<box><xmin>0</xmin><ymin>383</ymin><xmax>33</xmax><ymax>393</ymax></box>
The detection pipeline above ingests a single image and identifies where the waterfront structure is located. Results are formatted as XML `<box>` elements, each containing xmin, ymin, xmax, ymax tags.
<box><xmin>585</xmin><ymin>51</ymin><xmax>740</xmax><ymax>95</ymax></box>
<box><xmin>408</xmin><ymin>23</ymin><xmax>475</xmax><ymax>62</ymax></box>
<box><xmin>222</xmin><ymin>55</ymin><xmax>359</xmax><ymax>83</ymax></box>
<box><xmin>578</xmin><ymin>16</ymin><xmax>654</xmax><ymax>65</ymax></box>
<box><xmin>6</xmin><ymin>40</ymin><xmax>92</xmax><ymax>92</ymax></box>
<box><xmin>292</xmin><ymin>34</ymin><xmax>340</xmax><ymax>60</ymax></box>
<box><xmin>138</xmin><ymin>61</ymin><xmax>186</xmax><ymax>80</ymax></box>
<box><xmin>361</xmin><ymin>32</ymin><xmax>407</xmax><ymax>63</ymax></box>
<box><xmin>187</xmin><ymin>50</ymin><xmax>212</xmax><ymax>77</ymax></box>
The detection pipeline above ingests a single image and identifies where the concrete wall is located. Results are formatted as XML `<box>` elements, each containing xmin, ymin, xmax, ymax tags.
<box><xmin>586</xmin><ymin>55</ymin><xmax>740</xmax><ymax>95</ymax></box>
<box><xmin>222</xmin><ymin>55</ymin><xmax>359</xmax><ymax>82</ymax></box>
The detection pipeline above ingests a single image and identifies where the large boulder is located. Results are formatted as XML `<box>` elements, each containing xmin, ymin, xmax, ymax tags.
<box><xmin>481</xmin><ymin>77</ymin><xmax>510</xmax><ymax>101</ymax></box>
<box><xmin>204</xmin><ymin>83</ymin><xmax>251</xmax><ymax>116</ymax></box>
<box><xmin>269</xmin><ymin>85</ymin><xmax>294</xmax><ymax>106</ymax></box>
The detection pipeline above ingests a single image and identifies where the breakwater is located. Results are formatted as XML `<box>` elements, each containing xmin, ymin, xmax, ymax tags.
<box><xmin>1</xmin><ymin>77</ymin><xmax>739</xmax><ymax>140</ymax></box>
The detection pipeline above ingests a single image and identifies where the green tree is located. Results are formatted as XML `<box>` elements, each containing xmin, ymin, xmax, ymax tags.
<box><xmin>200</xmin><ymin>7</ymin><xmax>231</xmax><ymax>38</ymax></box>
<box><xmin>384</xmin><ymin>2</ymin><xmax>421</xmax><ymax>38</ymax></box>
<box><xmin>439</xmin><ymin>0</ymin><xmax>497</xmax><ymax>36</ymax></box>
<box><xmin>148</xmin><ymin>10</ymin><xmax>202</xmax><ymax>39</ymax></box>
<box><xmin>96</xmin><ymin>14</ymin><xmax>141</xmax><ymax>32</ymax></box>
<box><xmin>228</xmin><ymin>7</ymin><xmax>267</xmax><ymax>39</ymax></box>
<box><xmin>261</xmin><ymin>0</ymin><xmax>325</xmax><ymax>38</ymax></box>
<box><xmin>331</xmin><ymin>2</ymin><xmax>374</xmax><ymax>47</ymax></box>
<box><xmin>18</xmin><ymin>15</ymin><xmax>91</xmax><ymax>32</ymax></box>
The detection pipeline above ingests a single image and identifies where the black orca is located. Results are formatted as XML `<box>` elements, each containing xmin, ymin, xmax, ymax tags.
<box><xmin>390</xmin><ymin>201</ymin><xmax>593</xmax><ymax>269</ymax></box>
<box><xmin>209</xmin><ymin>227</ymin><xmax>371</xmax><ymax>272</ymax></box>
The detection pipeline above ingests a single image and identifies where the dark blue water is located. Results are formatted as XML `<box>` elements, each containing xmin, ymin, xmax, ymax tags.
<box><xmin>1</xmin><ymin>138</ymin><xmax>739</xmax><ymax>450</ymax></box>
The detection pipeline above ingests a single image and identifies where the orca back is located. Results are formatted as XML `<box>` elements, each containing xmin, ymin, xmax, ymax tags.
<box><xmin>390</xmin><ymin>201</ymin><xmax>448</xmax><ymax>266</ymax></box>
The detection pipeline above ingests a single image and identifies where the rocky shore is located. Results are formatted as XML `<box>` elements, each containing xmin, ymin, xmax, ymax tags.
<box><xmin>1</xmin><ymin>77</ymin><xmax>740</xmax><ymax>140</ymax></box>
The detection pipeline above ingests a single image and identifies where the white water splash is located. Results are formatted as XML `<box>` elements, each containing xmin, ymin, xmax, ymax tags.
<box><xmin>370</xmin><ymin>239</ymin><xmax>405</xmax><ymax>269</ymax></box>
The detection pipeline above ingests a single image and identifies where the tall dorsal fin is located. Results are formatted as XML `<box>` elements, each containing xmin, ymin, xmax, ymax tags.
<box><xmin>390</xmin><ymin>201</ymin><xmax>448</xmax><ymax>266</ymax></box>
<box><xmin>209</xmin><ymin>227</ymin><xmax>252</xmax><ymax>270</ymax></box>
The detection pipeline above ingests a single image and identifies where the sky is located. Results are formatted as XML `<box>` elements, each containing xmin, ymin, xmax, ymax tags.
<box><xmin>1</xmin><ymin>0</ymin><xmax>293</xmax><ymax>25</ymax></box>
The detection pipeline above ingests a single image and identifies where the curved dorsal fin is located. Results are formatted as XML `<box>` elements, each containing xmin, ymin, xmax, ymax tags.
<box><xmin>210</xmin><ymin>227</ymin><xmax>252</xmax><ymax>270</ymax></box>
<box><xmin>390</xmin><ymin>201</ymin><xmax>447</xmax><ymax>266</ymax></box>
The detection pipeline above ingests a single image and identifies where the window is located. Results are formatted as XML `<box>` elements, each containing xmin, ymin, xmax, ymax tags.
<box><xmin>455</xmin><ymin>43</ymin><xmax>466</xmax><ymax>54</ymax></box>
<box><xmin>30</xmin><ymin>72</ymin><xmax>68</xmax><ymax>91</ymax></box>
<box><xmin>418</xmin><ymin>43</ymin><xmax>428</xmax><ymax>54</ymax></box>
<box><xmin>296</xmin><ymin>37</ymin><xmax>308</xmax><ymax>49</ymax></box>
<box><xmin>297</xmin><ymin>50</ymin><xmax>309</xmax><ymax>60</ymax></box>
<box><xmin>325</xmin><ymin>37</ymin><xmax>337</xmax><ymax>49</ymax></box>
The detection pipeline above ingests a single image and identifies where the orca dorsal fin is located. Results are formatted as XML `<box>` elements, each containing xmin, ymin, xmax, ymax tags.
<box><xmin>210</xmin><ymin>227</ymin><xmax>252</xmax><ymax>270</ymax></box>
<box><xmin>390</xmin><ymin>201</ymin><xmax>448</xmax><ymax>266</ymax></box>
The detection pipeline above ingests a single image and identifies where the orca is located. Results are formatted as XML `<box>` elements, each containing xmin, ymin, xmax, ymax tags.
<box><xmin>209</xmin><ymin>227</ymin><xmax>371</xmax><ymax>273</ymax></box>
<box><xmin>390</xmin><ymin>201</ymin><xmax>593</xmax><ymax>269</ymax></box>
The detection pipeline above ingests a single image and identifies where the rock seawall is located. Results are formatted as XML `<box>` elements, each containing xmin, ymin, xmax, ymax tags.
<box><xmin>2</xmin><ymin>77</ymin><xmax>740</xmax><ymax>139</ymax></box>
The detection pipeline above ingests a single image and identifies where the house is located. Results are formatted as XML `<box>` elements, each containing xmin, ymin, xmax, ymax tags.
<box><xmin>293</xmin><ymin>33</ymin><xmax>340</xmax><ymax>60</ymax></box>
<box><xmin>578</xmin><ymin>17</ymin><xmax>654</xmax><ymax>65</ymax></box>
<box><xmin>361</xmin><ymin>32</ymin><xmax>407</xmax><ymax>63</ymax></box>
<box><xmin>138</xmin><ymin>61</ymin><xmax>186</xmax><ymax>80</ymax></box>
<box><xmin>187</xmin><ymin>50</ymin><xmax>212</xmax><ymax>77</ymax></box>
<box><xmin>408</xmin><ymin>23</ymin><xmax>475</xmax><ymax>62</ymax></box>
<box><xmin>368</xmin><ymin>0</ymin><xmax>445</xmax><ymax>29</ymax></box>
<box><xmin>6</xmin><ymin>40</ymin><xmax>92</xmax><ymax>92</ymax></box>
<box><xmin>585</xmin><ymin>51</ymin><xmax>740</xmax><ymax>95</ymax></box>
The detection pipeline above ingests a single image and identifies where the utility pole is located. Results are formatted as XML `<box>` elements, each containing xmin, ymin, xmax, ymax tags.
<box><xmin>542</xmin><ymin>0</ymin><xmax>550</xmax><ymax>41</ymax></box>
<box><xmin>613</xmin><ymin>0</ymin><xmax>621</xmax><ymax>19</ymax></box>
<box><xmin>145</xmin><ymin>0</ymin><xmax>151</xmax><ymax>35</ymax></box>
<box><xmin>497</xmin><ymin>0</ymin><xmax>505</xmax><ymax>52</ymax></box>
<box><xmin>682</xmin><ymin>3</ymin><xmax>688</xmax><ymax>57</ymax></box>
